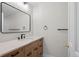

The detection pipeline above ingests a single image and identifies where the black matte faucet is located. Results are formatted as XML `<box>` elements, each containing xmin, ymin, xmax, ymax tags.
<box><xmin>21</xmin><ymin>34</ymin><xmax>25</xmax><ymax>39</ymax></box>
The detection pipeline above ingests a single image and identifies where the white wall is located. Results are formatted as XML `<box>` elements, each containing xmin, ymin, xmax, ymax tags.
<box><xmin>33</xmin><ymin>2</ymin><xmax>68</xmax><ymax>57</ymax></box>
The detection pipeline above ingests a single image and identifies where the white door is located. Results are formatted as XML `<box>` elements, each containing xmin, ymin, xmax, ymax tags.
<box><xmin>68</xmin><ymin>2</ymin><xmax>79</xmax><ymax>57</ymax></box>
<box><xmin>33</xmin><ymin>2</ymin><xmax>68</xmax><ymax>57</ymax></box>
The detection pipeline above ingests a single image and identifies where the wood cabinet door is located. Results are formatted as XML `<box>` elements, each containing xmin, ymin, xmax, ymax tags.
<box><xmin>24</xmin><ymin>44</ymin><xmax>33</xmax><ymax>57</ymax></box>
<box><xmin>32</xmin><ymin>39</ymin><xmax>43</xmax><ymax>57</ymax></box>
<box><xmin>9</xmin><ymin>48</ymin><xmax>25</xmax><ymax>57</ymax></box>
<box><xmin>24</xmin><ymin>38</ymin><xmax>43</xmax><ymax>57</ymax></box>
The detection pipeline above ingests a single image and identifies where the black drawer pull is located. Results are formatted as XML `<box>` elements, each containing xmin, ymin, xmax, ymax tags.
<box><xmin>39</xmin><ymin>52</ymin><xmax>42</xmax><ymax>55</ymax></box>
<box><xmin>39</xmin><ymin>39</ymin><xmax>42</xmax><ymax>41</ymax></box>
<box><xmin>11</xmin><ymin>52</ymin><xmax>19</xmax><ymax>57</ymax></box>
<box><xmin>34</xmin><ymin>47</ymin><xmax>38</xmax><ymax>51</ymax></box>
<box><xmin>39</xmin><ymin>45</ymin><xmax>42</xmax><ymax>47</ymax></box>
<box><xmin>27</xmin><ymin>52</ymin><xmax>32</xmax><ymax>56</ymax></box>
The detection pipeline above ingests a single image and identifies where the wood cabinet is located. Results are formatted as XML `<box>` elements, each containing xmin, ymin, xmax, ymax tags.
<box><xmin>2</xmin><ymin>37</ymin><xmax>43</xmax><ymax>57</ymax></box>
<box><xmin>24</xmin><ymin>38</ymin><xmax>43</xmax><ymax>57</ymax></box>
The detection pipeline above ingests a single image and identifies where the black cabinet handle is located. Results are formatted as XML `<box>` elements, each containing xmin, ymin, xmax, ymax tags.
<box><xmin>27</xmin><ymin>52</ymin><xmax>32</xmax><ymax>56</ymax></box>
<box><xmin>39</xmin><ymin>45</ymin><xmax>42</xmax><ymax>47</ymax></box>
<box><xmin>39</xmin><ymin>52</ymin><xmax>42</xmax><ymax>55</ymax></box>
<box><xmin>34</xmin><ymin>47</ymin><xmax>38</xmax><ymax>51</ymax></box>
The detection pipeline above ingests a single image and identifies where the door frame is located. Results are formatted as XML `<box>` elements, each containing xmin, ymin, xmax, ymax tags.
<box><xmin>68</xmin><ymin>2</ymin><xmax>79</xmax><ymax>57</ymax></box>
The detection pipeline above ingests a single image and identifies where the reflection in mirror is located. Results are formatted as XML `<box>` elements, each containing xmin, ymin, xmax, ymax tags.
<box><xmin>2</xmin><ymin>2</ymin><xmax>31</xmax><ymax>33</ymax></box>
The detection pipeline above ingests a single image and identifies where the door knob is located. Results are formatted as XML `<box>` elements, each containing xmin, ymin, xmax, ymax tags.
<box><xmin>64</xmin><ymin>41</ymin><xmax>69</xmax><ymax>48</ymax></box>
<box><xmin>57</xmin><ymin>29</ymin><xmax>68</xmax><ymax>31</ymax></box>
<box><xmin>64</xmin><ymin>44</ymin><xmax>69</xmax><ymax>48</ymax></box>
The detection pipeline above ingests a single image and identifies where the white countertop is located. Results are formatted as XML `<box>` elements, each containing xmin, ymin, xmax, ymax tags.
<box><xmin>0</xmin><ymin>36</ymin><xmax>43</xmax><ymax>56</ymax></box>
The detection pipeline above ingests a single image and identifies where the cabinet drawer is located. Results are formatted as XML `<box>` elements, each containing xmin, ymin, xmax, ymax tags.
<box><xmin>33</xmin><ymin>38</ymin><xmax>43</xmax><ymax>47</ymax></box>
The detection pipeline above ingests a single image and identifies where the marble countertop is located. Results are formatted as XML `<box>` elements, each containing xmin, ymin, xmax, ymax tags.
<box><xmin>0</xmin><ymin>36</ymin><xmax>43</xmax><ymax>56</ymax></box>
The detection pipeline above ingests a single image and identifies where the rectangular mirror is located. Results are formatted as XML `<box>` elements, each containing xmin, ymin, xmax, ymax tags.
<box><xmin>1</xmin><ymin>2</ymin><xmax>31</xmax><ymax>33</ymax></box>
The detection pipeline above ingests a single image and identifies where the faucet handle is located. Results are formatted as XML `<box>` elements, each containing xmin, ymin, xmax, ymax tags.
<box><xmin>17</xmin><ymin>37</ymin><xmax>20</xmax><ymax>40</ymax></box>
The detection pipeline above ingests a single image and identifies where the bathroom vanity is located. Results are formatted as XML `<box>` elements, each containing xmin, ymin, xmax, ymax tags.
<box><xmin>0</xmin><ymin>37</ymin><xmax>43</xmax><ymax>57</ymax></box>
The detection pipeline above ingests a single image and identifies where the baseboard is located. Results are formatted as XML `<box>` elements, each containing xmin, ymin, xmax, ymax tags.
<box><xmin>43</xmin><ymin>53</ymin><xmax>54</xmax><ymax>57</ymax></box>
